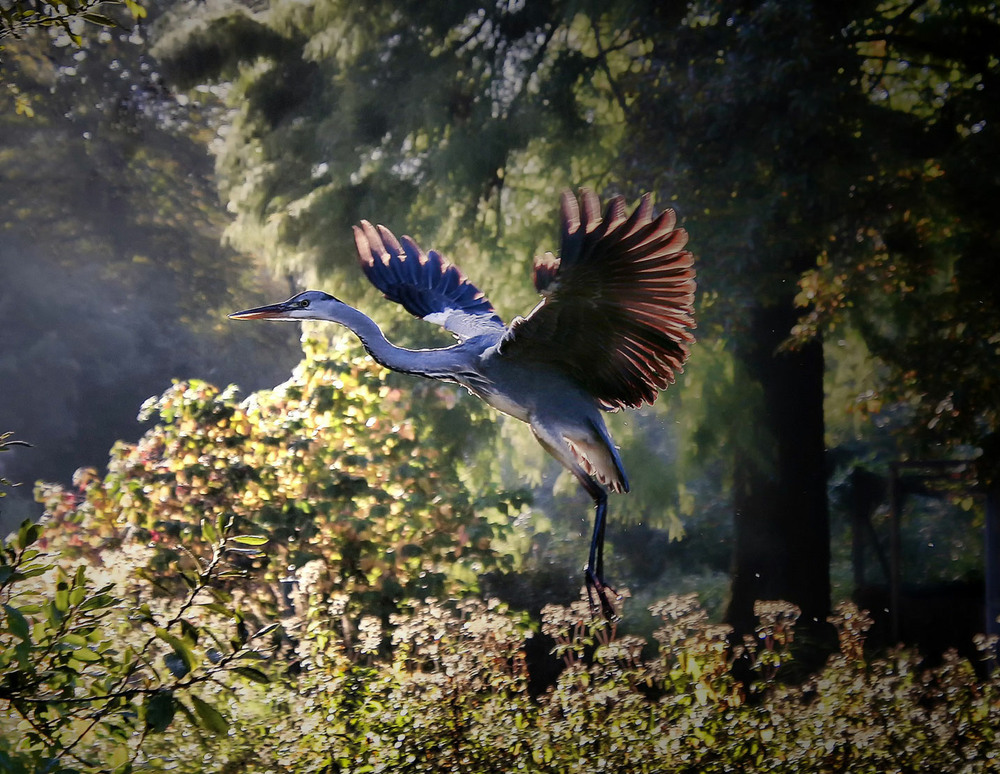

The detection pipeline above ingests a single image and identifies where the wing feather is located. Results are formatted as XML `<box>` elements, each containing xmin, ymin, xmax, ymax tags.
<box><xmin>354</xmin><ymin>221</ymin><xmax>504</xmax><ymax>341</ymax></box>
<box><xmin>500</xmin><ymin>189</ymin><xmax>696</xmax><ymax>410</ymax></box>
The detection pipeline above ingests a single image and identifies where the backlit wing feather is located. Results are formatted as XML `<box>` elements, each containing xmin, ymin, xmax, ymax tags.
<box><xmin>500</xmin><ymin>189</ymin><xmax>696</xmax><ymax>410</ymax></box>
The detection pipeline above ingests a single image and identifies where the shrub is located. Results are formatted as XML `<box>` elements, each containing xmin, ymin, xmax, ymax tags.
<box><xmin>0</xmin><ymin>515</ymin><xmax>280</xmax><ymax>773</ymax></box>
<box><xmin>5</xmin><ymin>344</ymin><xmax>999</xmax><ymax>772</ymax></box>
<box><xmin>35</xmin><ymin>339</ymin><xmax>520</xmax><ymax>624</ymax></box>
<box><xmin>132</xmin><ymin>593</ymin><xmax>1000</xmax><ymax>774</ymax></box>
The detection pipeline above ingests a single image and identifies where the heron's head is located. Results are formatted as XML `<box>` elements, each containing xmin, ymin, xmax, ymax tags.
<box><xmin>229</xmin><ymin>290</ymin><xmax>343</xmax><ymax>322</ymax></box>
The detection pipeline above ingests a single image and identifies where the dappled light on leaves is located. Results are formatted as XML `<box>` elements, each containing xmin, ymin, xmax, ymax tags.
<box><xmin>36</xmin><ymin>338</ymin><xmax>519</xmax><ymax>624</ymax></box>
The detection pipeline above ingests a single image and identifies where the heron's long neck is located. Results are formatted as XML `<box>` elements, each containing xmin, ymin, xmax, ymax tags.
<box><xmin>332</xmin><ymin>305</ymin><xmax>466</xmax><ymax>380</ymax></box>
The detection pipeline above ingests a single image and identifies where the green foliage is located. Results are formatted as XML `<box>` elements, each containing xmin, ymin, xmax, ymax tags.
<box><xmin>151</xmin><ymin>0</ymin><xmax>627</xmax><ymax>313</ymax></box>
<box><xmin>7</xmin><ymin>355</ymin><xmax>1000</xmax><ymax>771</ymax></box>
<box><xmin>0</xmin><ymin>514</ymin><xmax>278</xmax><ymax>772</ymax></box>
<box><xmin>132</xmin><ymin>593</ymin><xmax>1000</xmax><ymax>773</ymax></box>
<box><xmin>7</xmin><ymin>0</ymin><xmax>1000</xmax><ymax>764</ymax></box>
<box><xmin>36</xmin><ymin>338</ymin><xmax>519</xmax><ymax>621</ymax></box>
<box><xmin>0</xmin><ymin>0</ymin><xmax>144</xmax><ymax>45</ymax></box>
<box><xmin>4</xmin><ymin>339</ymin><xmax>520</xmax><ymax>769</ymax></box>
<box><xmin>0</xmin><ymin>11</ymin><xmax>300</xmax><ymax>508</ymax></box>
<box><xmin>770</xmin><ymin>1</ymin><xmax>1000</xmax><ymax>474</ymax></box>
<box><xmin>153</xmin><ymin>0</ymin><xmax>712</xmax><ymax>559</ymax></box>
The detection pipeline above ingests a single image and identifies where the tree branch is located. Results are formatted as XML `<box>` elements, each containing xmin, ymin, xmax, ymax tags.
<box><xmin>589</xmin><ymin>16</ymin><xmax>629</xmax><ymax>116</ymax></box>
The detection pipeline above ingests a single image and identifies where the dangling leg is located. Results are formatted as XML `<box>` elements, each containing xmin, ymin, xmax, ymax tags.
<box><xmin>529</xmin><ymin>417</ymin><xmax>621</xmax><ymax>618</ymax></box>
<box><xmin>579</xmin><ymin>476</ymin><xmax>618</xmax><ymax>618</ymax></box>
<box><xmin>588</xmin><ymin>488</ymin><xmax>607</xmax><ymax>580</ymax></box>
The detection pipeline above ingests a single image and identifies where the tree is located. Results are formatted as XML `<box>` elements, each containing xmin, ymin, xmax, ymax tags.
<box><xmin>0</xmin><ymin>11</ymin><xmax>299</xmax><ymax>521</ymax></box>
<box><xmin>152</xmin><ymin>0</ymin><xmax>729</xmax><ymax>605</ymax></box>
<box><xmin>154</xmin><ymin>0</ymin><xmax>1000</xmax><ymax>633</ymax></box>
<box><xmin>640</xmin><ymin>0</ymin><xmax>1000</xmax><ymax>631</ymax></box>
<box><xmin>787</xmin><ymin>1</ymin><xmax>1000</xmax><ymax>481</ymax></box>
<box><xmin>628</xmin><ymin>2</ymin><xmax>853</xmax><ymax>633</ymax></box>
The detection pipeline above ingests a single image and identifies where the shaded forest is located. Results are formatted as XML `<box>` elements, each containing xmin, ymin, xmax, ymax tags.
<box><xmin>0</xmin><ymin>8</ymin><xmax>299</xmax><ymax>528</ymax></box>
<box><xmin>1</xmin><ymin>0</ymin><xmax>999</xmax><ymax>771</ymax></box>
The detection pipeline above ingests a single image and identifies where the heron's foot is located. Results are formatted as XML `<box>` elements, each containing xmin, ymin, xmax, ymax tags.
<box><xmin>584</xmin><ymin>566</ymin><xmax>621</xmax><ymax>620</ymax></box>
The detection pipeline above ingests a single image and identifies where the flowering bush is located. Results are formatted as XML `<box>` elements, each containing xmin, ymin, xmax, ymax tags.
<box><xmin>35</xmin><ymin>338</ymin><xmax>518</xmax><ymax>623</ymax></box>
<box><xmin>3</xmin><ymin>345</ymin><xmax>999</xmax><ymax>772</ymax></box>
<box><xmin>134</xmin><ymin>593</ymin><xmax>1000</xmax><ymax>773</ymax></box>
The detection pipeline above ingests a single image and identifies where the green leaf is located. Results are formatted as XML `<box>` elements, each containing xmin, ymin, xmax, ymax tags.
<box><xmin>180</xmin><ymin>619</ymin><xmax>200</xmax><ymax>645</ymax></box>
<box><xmin>190</xmin><ymin>694</ymin><xmax>229</xmax><ymax>734</ymax></box>
<box><xmin>224</xmin><ymin>546</ymin><xmax>264</xmax><ymax>557</ymax></box>
<box><xmin>69</xmin><ymin>585</ymin><xmax>86</xmax><ymax>607</ymax></box>
<box><xmin>228</xmin><ymin>535</ymin><xmax>268</xmax><ymax>546</ymax></box>
<box><xmin>80</xmin><ymin>11</ymin><xmax>117</xmax><ymax>27</ymax></box>
<box><xmin>124</xmin><ymin>0</ymin><xmax>148</xmax><ymax>20</ymax></box>
<box><xmin>3</xmin><ymin>604</ymin><xmax>30</xmax><ymax>641</ymax></box>
<box><xmin>235</xmin><ymin>619</ymin><xmax>249</xmax><ymax>646</ymax></box>
<box><xmin>60</xmin><ymin>633</ymin><xmax>88</xmax><ymax>647</ymax></box>
<box><xmin>54</xmin><ymin>583</ymin><xmax>70</xmax><ymax>613</ymax></box>
<box><xmin>173</xmin><ymin>697</ymin><xmax>199</xmax><ymax>731</ymax></box>
<box><xmin>79</xmin><ymin>593</ymin><xmax>117</xmax><ymax>612</ymax></box>
<box><xmin>13</xmin><ymin>563</ymin><xmax>48</xmax><ymax>580</ymax></box>
<box><xmin>155</xmin><ymin>627</ymin><xmax>198</xmax><ymax>672</ymax></box>
<box><xmin>250</xmin><ymin>622</ymin><xmax>281</xmax><ymax>641</ymax></box>
<box><xmin>16</xmin><ymin>521</ymin><xmax>40</xmax><ymax>550</ymax></box>
<box><xmin>72</xmin><ymin>647</ymin><xmax>102</xmax><ymax>662</ymax></box>
<box><xmin>201</xmin><ymin>519</ymin><xmax>219</xmax><ymax>544</ymax></box>
<box><xmin>199</xmin><ymin>602</ymin><xmax>237</xmax><ymax>619</ymax></box>
<box><xmin>145</xmin><ymin>691</ymin><xmax>176</xmax><ymax>733</ymax></box>
<box><xmin>233</xmin><ymin>666</ymin><xmax>270</xmax><ymax>684</ymax></box>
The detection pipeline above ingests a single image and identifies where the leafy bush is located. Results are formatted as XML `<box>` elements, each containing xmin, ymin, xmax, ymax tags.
<box><xmin>133</xmin><ymin>594</ymin><xmax>1000</xmax><ymax>774</ymax></box>
<box><xmin>36</xmin><ymin>338</ymin><xmax>518</xmax><ymax>623</ymax></box>
<box><xmin>4</xmin><ymin>346</ymin><xmax>999</xmax><ymax>772</ymax></box>
<box><xmin>0</xmin><ymin>513</ymin><xmax>280</xmax><ymax>773</ymax></box>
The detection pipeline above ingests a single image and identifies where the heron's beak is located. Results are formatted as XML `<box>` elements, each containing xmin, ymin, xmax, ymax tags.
<box><xmin>228</xmin><ymin>301</ymin><xmax>295</xmax><ymax>320</ymax></box>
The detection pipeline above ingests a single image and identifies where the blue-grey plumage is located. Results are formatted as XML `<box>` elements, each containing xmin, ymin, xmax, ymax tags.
<box><xmin>229</xmin><ymin>188</ymin><xmax>696</xmax><ymax>617</ymax></box>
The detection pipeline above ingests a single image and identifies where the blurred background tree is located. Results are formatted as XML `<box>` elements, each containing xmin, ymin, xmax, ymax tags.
<box><xmin>150</xmin><ymin>0</ymin><xmax>999</xmax><ymax>632</ymax></box>
<box><xmin>0</xmin><ymin>1</ymin><xmax>300</xmax><ymax>532</ymax></box>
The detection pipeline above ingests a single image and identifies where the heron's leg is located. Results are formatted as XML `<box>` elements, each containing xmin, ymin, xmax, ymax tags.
<box><xmin>528</xmin><ymin>419</ymin><xmax>619</xmax><ymax>618</ymax></box>
<box><xmin>587</xmin><ymin>487</ymin><xmax>608</xmax><ymax>581</ymax></box>
<box><xmin>578</xmin><ymin>476</ymin><xmax>617</xmax><ymax>618</ymax></box>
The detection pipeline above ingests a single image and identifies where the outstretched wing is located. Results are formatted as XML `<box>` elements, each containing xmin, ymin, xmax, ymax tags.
<box><xmin>500</xmin><ymin>189</ymin><xmax>696</xmax><ymax>410</ymax></box>
<box><xmin>354</xmin><ymin>220</ymin><xmax>505</xmax><ymax>341</ymax></box>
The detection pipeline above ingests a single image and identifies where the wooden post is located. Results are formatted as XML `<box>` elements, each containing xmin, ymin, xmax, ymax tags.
<box><xmin>889</xmin><ymin>462</ymin><xmax>902</xmax><ymax>643</ymax></box>
<box><xmin>851</xmin><ymin>507</ymin><xmax>866</xmax><ymax>589</ymax></box>
<box><xmin>986</xmin><ymin>488</ymin><xmax>1000</xmax><ymax>639</ymax></box>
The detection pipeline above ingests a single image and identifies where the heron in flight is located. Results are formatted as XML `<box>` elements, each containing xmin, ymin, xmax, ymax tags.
<box><xmin>230</xmin><ymin>189</ymin><xmax>695</xmax><ymax>616</ymax></box>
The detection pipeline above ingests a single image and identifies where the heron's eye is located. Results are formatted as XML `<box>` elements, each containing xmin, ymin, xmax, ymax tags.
<box><xmin>298</xmin><ymin>299</ymin><xmax>310</xmax><ymax>308</ymax></box>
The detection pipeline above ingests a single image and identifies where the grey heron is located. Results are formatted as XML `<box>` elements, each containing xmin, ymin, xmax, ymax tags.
<box><xmin>230</xmin><ymin>189</ymin><xmax>696</xmax><ymax>616</ymax></box>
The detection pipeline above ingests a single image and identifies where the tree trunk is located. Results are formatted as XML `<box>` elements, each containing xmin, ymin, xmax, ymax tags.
<box><xmin>726</xmin><ymin>302</ymin><xmax>830</xmax><ymax>635</ymax></box>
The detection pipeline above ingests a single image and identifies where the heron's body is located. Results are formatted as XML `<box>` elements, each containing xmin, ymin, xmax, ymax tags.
<box><xmin>231</xmin><ymin>189</ymin><xmax>695</xmax><ymax>615</ymax></box>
